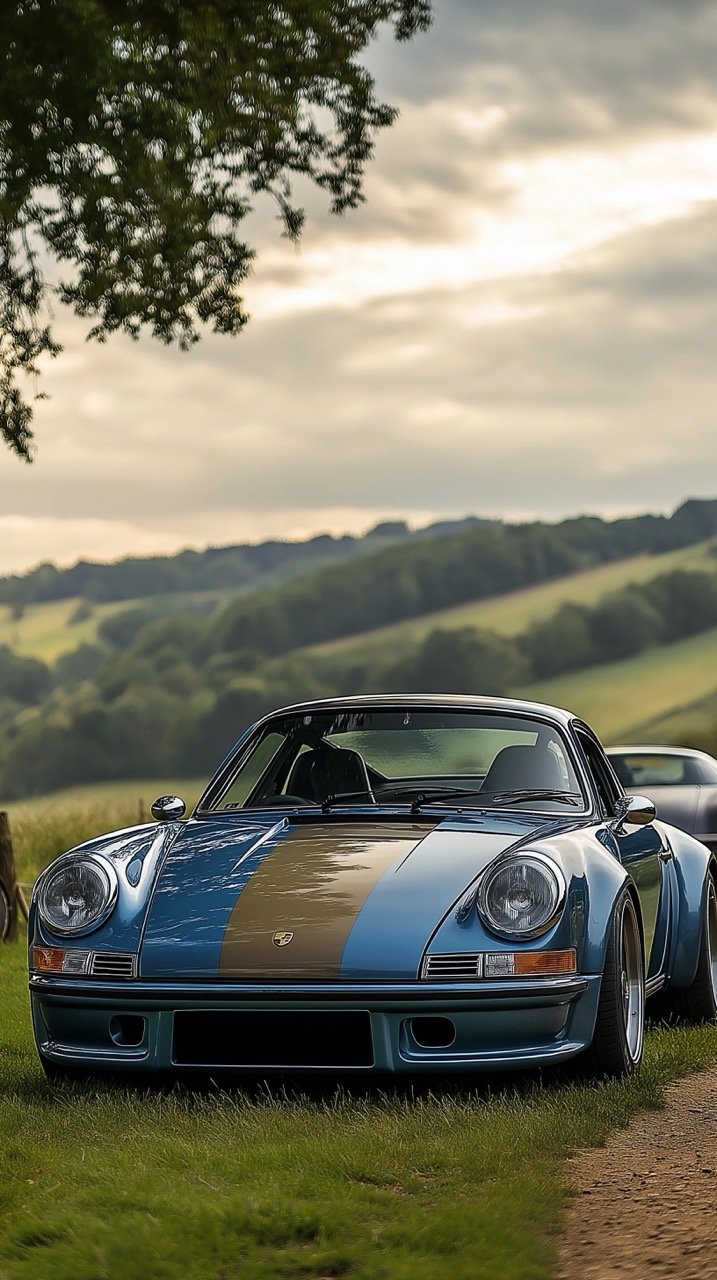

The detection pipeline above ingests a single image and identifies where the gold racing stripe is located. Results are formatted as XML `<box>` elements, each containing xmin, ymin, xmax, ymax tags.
<box><xmin>220</xmin><ymin>822</ymin><xmax>434</xmax><ymax>979</ymax></box>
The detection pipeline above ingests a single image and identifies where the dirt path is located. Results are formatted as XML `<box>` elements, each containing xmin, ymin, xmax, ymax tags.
<box><xmin>557</xmin><ymin>1069</ymin><xmax>717</xmax><ymax>1280</ymax></box>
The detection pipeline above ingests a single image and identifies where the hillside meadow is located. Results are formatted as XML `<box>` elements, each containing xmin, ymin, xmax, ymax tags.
<box><xmin>522</xmin><ymin>626</ymin><xmax>717</xmax><ymax>744</ymax></box>
<box><xmin>303</xmin><ymin>535</ymin><xmax>717</xmax><ymax>662</ymax></box>
<box><xmin>5</xmin><ymin>779</ymin><xmax>204</xmax><ymax>884</ymax></box>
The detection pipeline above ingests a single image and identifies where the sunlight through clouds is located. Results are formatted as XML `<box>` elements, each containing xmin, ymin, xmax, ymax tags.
<box><xmin>2</xmin><ymin>0</ymin><xmax>717</xmax><ymax>572</ymax></box>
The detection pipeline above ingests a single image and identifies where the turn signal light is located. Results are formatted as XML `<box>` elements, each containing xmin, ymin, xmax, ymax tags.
<box><xmin>484</xmin><ymin>949</ymin><xmax>577</xmax><ymax>977</ymax></box>
<box><xmin>32</xmin><ymin>946</ymin><xmax>91</xmax><ymax>975</ymax></box>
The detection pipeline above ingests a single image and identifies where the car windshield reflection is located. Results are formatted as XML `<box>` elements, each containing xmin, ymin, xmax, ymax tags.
<box><xmin>204</xmin><ymin>707</ymin><xmax>587</xmax><ymax>814</ymax></box>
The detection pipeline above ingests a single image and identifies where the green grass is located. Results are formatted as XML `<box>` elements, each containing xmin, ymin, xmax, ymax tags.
<box><xmin>305</xmin><ymin>537</ymin><xmax>717</xmax><ymax>662</ymax></box>
<box><xmin>2</xmin><ymin>933</ymin><xmax>717</xmax><ymax>1280</ymax></box>
<box><xmin>4</xmin><ymin>779</ymin><xmax>205</xmax><ymax>884</ymax></box>
<box><xmin>0</xmin><ymin>589</ymin><xmax>233</xmax><ymax>664</ymax></box>
<box><xmin>521</xmin><ymin>626</ymin><xmax>717</xmax><ymax>744</ymax></box>
<box><xmin>0</xmin><ymin>598</ymin><xmax>128</xmax><ymax>663</ymax></box>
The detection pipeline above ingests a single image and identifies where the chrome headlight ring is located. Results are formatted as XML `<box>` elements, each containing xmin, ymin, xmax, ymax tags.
<box><xmin>37</xmin><ymin>854</ymin><xmax>118</xmax><ymax>937</ymax></box>
<box><xmin>476</xmin><ymin>851</ymin><xmax>567</xmax><ymax>941</ymax></box>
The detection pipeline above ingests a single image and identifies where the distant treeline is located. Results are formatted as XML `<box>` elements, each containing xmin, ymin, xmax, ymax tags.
<box><xmin>192</xmin><ymin>499</ymin><xmax>717</xmax><ymax>657</ymax></box>
<box><xmin>2</xmin><ymin>561</ymin><xmax>717</xmax><ymax>798</ymax></box>
<box><xmin>0</xmin><ymin>516</ymin><xmax>483</xmax><ymax>606</ymax></box>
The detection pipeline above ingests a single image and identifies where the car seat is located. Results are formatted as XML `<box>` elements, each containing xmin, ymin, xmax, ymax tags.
<box><xmin>481</xmin><ymin>743</ymin><xmax>564</xmax><ymax>792</ymax></box>
<box><xmin>286</xmin><ymin>744</ymin><xmax>371</xmax><ymax>804</ymax></box>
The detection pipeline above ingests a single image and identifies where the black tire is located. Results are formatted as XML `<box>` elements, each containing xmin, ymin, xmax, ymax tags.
<box><xmin>650</xmin><ymin>872</ymin><xmax>717</xmax><ymax>1025</ymax></box>
<box><xmin>586</xmin><ymin>890</ymin><xmax>645</xmax><ymax>1078</ymax></box>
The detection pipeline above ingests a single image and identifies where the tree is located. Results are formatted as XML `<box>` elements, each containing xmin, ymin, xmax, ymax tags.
<box><xmin>381</xmin><ymin>627</ymin><xmax>529</xmax><ymax>696</ymax></box>
<box><xmin>0</xmin><ymin>0</ymin><xmax>431</xmax><ymax>458</ymax></box>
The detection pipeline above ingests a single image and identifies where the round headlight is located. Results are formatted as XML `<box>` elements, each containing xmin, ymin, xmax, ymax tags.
<box><xmin>477</xmin><ymin>853</ymin><xmax>565</xmax><ymax>940</ymax></box>
<box><xmin>38</xmin><ymin>856</ymin><xmax>117</xmax><ymax>936</ymax></box>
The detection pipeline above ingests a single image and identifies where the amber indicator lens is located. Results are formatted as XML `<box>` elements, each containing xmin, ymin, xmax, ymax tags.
<box><xmin>32</xmin><ymin>946</ymin><xmax>65</xmax><ymax>972</ymax></box>
<box><xmin>32</xmin><ymin>946</ymin><xmax>91</xmax><ymax>974</ymax></box>
<box><xmin>514</xmin><ymin>949</ymin><xmax>576</xmax><ymax>975</ymax></box>
<box><xmin>483</xmin><ymin>949</ymin><xmax>576</xmax><ymax>977</ymax></box>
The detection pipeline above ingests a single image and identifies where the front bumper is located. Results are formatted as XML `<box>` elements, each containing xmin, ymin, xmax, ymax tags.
<box><xmin>30</xmin><ymin>974</ymin><xmax>601</xmax><ymax>1073</ymax></box>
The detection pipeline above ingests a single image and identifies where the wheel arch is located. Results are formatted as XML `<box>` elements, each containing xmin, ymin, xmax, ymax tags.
<box><xmin>663</xmin><ymin>825</ymin><xmax>714</xmax><ymax>990</ymax></box>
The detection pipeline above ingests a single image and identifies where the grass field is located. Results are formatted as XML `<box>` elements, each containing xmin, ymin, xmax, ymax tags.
<box><xmin>304</xmin><ymin>536</ymin><xmax>717</xmax><ymax>663</ymax></box>
<box><xmin>0</xmin><ymin>589</ymin><xmax>231</xmax><ymax>665</ymax></box>
<box><xmin>4</xmin><ymin>779</ymin><xmax>205</xmax><ymax>883</ymax></box>
<box><xmin>3</xmin><ymin>930</ymin><xmax>717</xmax><ymax>1280</ymax></box>
<box><xmin>0</xmin><ymin>597</ymin><xmax>127</xmax><ymax>663</ymax></box>
<box><xmin>521</xmin><ymin>626</ymin><xmax>717</xmax><ymax>744</ymax></box>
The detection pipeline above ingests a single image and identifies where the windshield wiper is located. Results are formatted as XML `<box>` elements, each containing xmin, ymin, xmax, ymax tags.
<box><xmin>409</xmin><ymin>788</ymin><xmax>487</xmax><ymax>812</ymax></box>
<box><xmin>321</xmin><ymin>788</ymin><xmax>376</xmax><ymax>811</ymax></box>
<box><xmin>321</xmin><ymin>784</ymin><xmax>480</xmax><ymax>812</ymax></box>
<box><xmin>487</xmin><ymin>788</ymin><xmax>582</xmax><ymax>807</ymax></box>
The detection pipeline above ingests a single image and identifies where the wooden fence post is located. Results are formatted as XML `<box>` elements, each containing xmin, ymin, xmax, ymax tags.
<box><xmin>0</xmin><ymin>812</ymin><xmax>19</xmax><ymax>942</ymax></box>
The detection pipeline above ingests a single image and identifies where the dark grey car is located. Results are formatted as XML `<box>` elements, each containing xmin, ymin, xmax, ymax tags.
<box><xmin>607</xmin><ymin>746</ymin><xmax>717</xmax><ymax>852</ymax></box>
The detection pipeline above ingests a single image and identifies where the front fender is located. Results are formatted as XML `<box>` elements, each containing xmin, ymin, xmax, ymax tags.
<box><xmin>426</xmin><ymin>827</ymin><xmax>633</xmax><ymax>976</ymax></box>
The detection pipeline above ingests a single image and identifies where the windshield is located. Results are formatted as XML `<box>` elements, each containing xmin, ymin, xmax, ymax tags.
<box><xmin>206</xmin><ymin>708</ymin><xmax>586</xmax><ymax>814</ymax></box>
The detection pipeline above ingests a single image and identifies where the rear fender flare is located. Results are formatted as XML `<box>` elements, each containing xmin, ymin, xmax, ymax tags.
<box><xmin>663</xmin><ymin>826</ymin><xmax>714</xmax><ymax>989</ymax></box>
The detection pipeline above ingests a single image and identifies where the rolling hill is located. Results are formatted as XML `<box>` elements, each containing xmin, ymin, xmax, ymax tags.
<box><xmin>2</xmin><ymin>497</ymin><xmax>717</xmax><ymax>799</ymax></box>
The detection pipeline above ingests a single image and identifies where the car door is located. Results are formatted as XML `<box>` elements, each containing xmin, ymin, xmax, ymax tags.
<box><xmin>575</xmin><ymin>725</ymin><xmax>670</xmax><ymax>983</ymax></box>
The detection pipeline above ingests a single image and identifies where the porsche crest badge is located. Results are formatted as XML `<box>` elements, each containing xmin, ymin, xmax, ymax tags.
<box><xmin>272</xmin><ymin>931</ymin><xmax>294</xmax><ymax>947</ymax></box>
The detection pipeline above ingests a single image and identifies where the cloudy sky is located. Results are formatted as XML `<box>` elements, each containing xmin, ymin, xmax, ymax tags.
<box><xmin>2</xmin><ymin>0</ymin><xmax>717</xmax><ymax>574</ymax></box>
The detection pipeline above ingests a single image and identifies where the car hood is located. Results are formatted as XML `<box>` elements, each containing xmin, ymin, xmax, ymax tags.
<box><xmin>139</xmin><ymin>810</ymin><xmax>573</xmax><ymax>981</ymax></box>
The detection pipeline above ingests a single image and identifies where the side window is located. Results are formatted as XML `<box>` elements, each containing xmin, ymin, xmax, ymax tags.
<box><xmin>220</xmin><ymin>733</ymin><xmax>284</xmax><ymax>808</ymax></box>
<box><xmin>575</xmin><ymin>729</ymin><xmax>621</xmax><ymax>818</ymax></box>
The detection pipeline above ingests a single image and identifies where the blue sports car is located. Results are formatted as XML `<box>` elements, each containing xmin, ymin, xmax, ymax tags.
<box><xmin>29</xmin><ymin>695</ymin><xmax>717</xmax><ymax>1080</ymax></box>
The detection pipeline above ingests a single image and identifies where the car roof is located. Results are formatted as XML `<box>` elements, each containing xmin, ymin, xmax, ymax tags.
<box><xmin>607</xmin><ymin>744</ymin><xmax>716</xmax><ymax>761</ymax></box>
<box><xmin>260</xmin><ymin>693</ymin><xmax>579</xmax><ymax>729</ymax></box>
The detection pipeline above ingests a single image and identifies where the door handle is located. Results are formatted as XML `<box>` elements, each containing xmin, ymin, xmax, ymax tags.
<box><xmin>659</xmin><ymin>847</ymin><xmax>673</xmax><ymax>862</ymax></box>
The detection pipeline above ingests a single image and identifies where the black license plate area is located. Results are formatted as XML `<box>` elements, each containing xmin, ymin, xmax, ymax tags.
<box><xmin>172</xmin><ymin>1010</ymin><xmax>374</xmax><ymax>1067</ymax></box>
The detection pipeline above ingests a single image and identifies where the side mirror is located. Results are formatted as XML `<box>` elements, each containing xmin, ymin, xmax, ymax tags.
<box><xmin>151</xmin><ymin>795</ymin><xmax>186</xmax><ymax>823</ymax></box>
<box><xmin>611</xmin><ymin>793</ymin><xmax>656</xmax><ymax>833</ymax></box>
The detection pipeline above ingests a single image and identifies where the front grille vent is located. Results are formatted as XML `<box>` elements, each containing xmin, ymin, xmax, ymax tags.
<box><xmin>90</xmin><ymin>952</ymin><xmax>137</xmax><ymax>979</ymax></box>
<box><xmin>422</xmin><ymin>953</ymin><xmax>483</xmax><ymax>980</ymax></box>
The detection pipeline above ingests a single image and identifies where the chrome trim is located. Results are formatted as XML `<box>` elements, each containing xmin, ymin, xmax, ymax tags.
<box><xmin>89</xmin><ymin>952</ymin><xmax>137</xmax><ymax>979</ymax></box>
<box><xmin>151</xmin><ymin>794</ymin><xmax>186</xmax><ymax>823</ymax></box>
<box><xmin>36</xmin><ymin>854</ymin><xmax>119</xmax><ymax>938</ymax></box>
<box><xmin>610</xmin><ymin>794</ymin><xmax>656</xmax><ymax>834</ymax></box>
<box><xmin>475</xmin><ymin>850</ymin><xmax>567</xmax><ymax>942</ymax></box>
<box><xmin>422</xmin><ymin>953</ymin><xmax>484</xmax><ymax>980</ymax></box>
<box><xmin>619</xmin><ymin>894</ymin><xmax>644</xmax><ymax>1064</ymax></box>
<box><xmin>645</xmin><ymin>973</ymin><xmax>666</xmax><ymax>997</ymax></box>
<box><xmin>29</xmin><ymin>975</ymin><xmax>590</xmax><ymax>1003</ymax></box>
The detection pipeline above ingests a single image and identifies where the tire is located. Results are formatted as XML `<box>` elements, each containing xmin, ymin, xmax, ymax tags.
<box><xmin>586</xmin><ymin>890</ymin><xmax>645</xmax><ymax>1078</ymax></box>
<box><xmin>651</xmin><ymin>872</ymin><xmax>717</xmax><ymax>1024</ymax></box>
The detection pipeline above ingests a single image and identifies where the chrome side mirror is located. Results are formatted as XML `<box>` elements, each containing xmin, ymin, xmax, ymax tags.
<box><xmin>151</xmin><ymin>795</ymin><xmax>186</xmax><ymax>823</ymax></box>
<box><xmin>611</xmin><ymin>794</ymin><xmax>656</xmax><ymax>832</ymax></box>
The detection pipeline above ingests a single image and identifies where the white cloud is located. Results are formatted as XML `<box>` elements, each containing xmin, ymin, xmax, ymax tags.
<box><xmin>3</xmin><ymin>0</ymin><xmax>717</xmax><ymax>574</ymax></box>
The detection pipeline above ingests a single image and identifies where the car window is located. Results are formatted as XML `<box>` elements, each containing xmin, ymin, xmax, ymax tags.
<box><xmin>576</xmin><ymin>729</ymin><xmax>621</xmax><ymax>818</ymax></box>
<box><xmin>612</xmin><ymin>753</ymin><xmax>699</xmax><ymax>786</ymax></box>
<box><xmin>220</xmin><ymin>732</ymin><xmax>284</xmax><ymax>808</ymax></box>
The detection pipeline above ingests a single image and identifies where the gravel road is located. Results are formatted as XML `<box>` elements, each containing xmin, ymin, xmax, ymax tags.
<box><xmin>557</xmin><ymin>1069</ymin><xmax>717</xmax><ymax>1279</ymax></box>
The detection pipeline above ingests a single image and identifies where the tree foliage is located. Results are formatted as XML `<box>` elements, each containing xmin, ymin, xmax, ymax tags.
<box><xmin>0</xmin><ymin>0</ymin><xmax>430</xmax><ymax>457</ymax></box>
